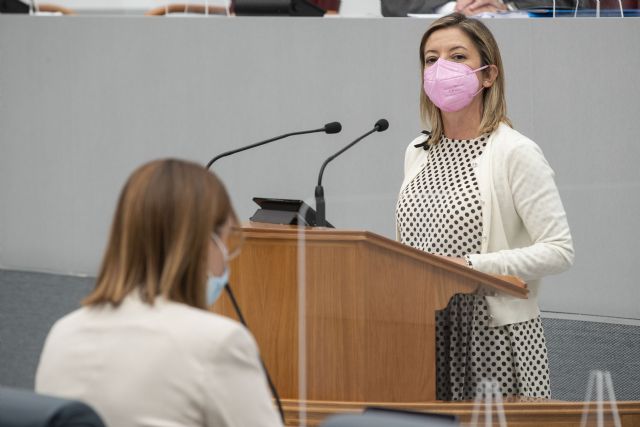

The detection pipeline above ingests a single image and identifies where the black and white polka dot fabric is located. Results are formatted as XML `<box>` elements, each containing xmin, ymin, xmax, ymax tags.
<box><xmin>435</xmin><ymin>295</ymin><xmax>550</xmax><ymax>400</ymax></box>
<box><xmin>395</xmin><ymin>134</ymin><xmax>551</xmax><ymax>401</ymax></box>
<box><xmin>396</xmin><ymin>134</ymin><xmax>486</xmax><ymax>254</ymax></box>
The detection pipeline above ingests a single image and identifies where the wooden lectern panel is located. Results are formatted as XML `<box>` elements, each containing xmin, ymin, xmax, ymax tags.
<box><xmin>214</xmin><ymin>224</ymin><xmax>527</xmax><ymax>403</ymax></box>
<box><xmin>216</xmin><ymin>233</ymin><xmax>300</xmax><ymax>397</ymax></box>
<box><xmin>281</xmin><ymin>399</ymin><xmax>640</xmax><ymax>427</ymax></box>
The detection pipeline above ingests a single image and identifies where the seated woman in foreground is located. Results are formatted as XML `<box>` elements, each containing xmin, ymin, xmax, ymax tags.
<box><xmin>36</xmin><ymin>159</ymin><xmax>283</xmax><ymax>427</ymax></box>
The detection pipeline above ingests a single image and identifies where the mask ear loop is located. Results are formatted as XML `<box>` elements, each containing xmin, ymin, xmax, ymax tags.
<box><xmin>471</xmin><ymin>86</ymin><xmax>485</xmax><ymax>98</ymax></box>
<box><xmin>426</xmin><ymin>64</ymin><xmax>490</xmax><ymax>83</ymax></box>
<box><xmin>473</xmin><ymin>64</ymin><xmax>492</xmax><ymax>97</ymax></box>
<box><xmin>475</xmin><ymin>65</ymin><xmax>490</xmax><ymax>98</ymax></box>
<box><xmin>211</xmin><ymin>233</ymin><xmax>230</xmax><ymax>263</ymax></box>
<box><xmin>473</xmin><ymin>64</ymin><xmax>489</xmax><ymax>74</ymax></box>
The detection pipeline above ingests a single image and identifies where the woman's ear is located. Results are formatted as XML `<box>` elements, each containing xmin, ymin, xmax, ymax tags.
<box><xmin>483</xmin><ymin>64</ymin><xmax>499</xmax><ymax>88</ymax></box>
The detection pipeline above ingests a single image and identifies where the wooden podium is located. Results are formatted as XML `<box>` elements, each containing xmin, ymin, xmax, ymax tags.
<box><xmin>215</xmin><ymin>223</ymin><xmax>640</xmax><ymax>426</ymax></box>
<box><xmin>216</xmin><ymin>223</ymin><xmax>527</xmax><ymax>402</ymax></box>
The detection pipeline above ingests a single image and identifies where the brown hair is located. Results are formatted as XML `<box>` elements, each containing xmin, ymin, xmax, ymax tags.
<box><xmin>83</xmin><ymin>159</ymin><xmax>235</xmax><ymax>309</ymax></box>
<box><xmin>419</xmin><ymin>13</ymin><xmax>512</xmax><ymax>145</ymax></box>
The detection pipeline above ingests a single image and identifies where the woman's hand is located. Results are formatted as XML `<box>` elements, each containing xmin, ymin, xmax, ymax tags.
<box><xmin>455</xmin><ymin>0</ymin><xmax>508</xmax><ymax>16</ymax></box>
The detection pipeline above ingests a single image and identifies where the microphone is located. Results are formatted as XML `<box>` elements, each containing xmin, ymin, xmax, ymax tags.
<box><xmin>224</xmin><ymin>284</ymin><xmax>286</xmax><ymax>424</ymax></box>
<box><xmin>206</xmin><ymin>122</ymin><xmax>342</xmax><ymax>169</ymax></box>
<box><xmin>314</xmin><ymin>119</ymin><xmax>389</xmax><ymax>227</ymax></box>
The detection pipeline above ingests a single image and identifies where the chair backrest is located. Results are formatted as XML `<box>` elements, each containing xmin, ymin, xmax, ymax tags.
<box><xmin>0</xmin><ymin>387</ymin><xmax>105</xmax><ymax>427</ymax></box>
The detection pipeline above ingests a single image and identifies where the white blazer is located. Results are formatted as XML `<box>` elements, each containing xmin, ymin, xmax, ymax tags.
<box><xmin>398</xmin><ymin>123</ymin><xmax>574</xmax><ymax>326</ymax></box>
<box><xmin>35</xmin><ymin>293</ymin><xmax>283</xmax><ymax>427</ymax></box>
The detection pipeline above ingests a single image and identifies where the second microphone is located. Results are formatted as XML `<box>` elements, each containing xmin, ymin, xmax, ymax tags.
<box><xmin>315</xmin><ymin>119</ymin><xmax>389</xmax><ymax>227</ymax></box>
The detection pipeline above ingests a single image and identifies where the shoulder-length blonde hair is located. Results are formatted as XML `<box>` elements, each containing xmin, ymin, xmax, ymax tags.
<box><xmin>419</xmin><ymin>13</ymin><xmax>511</xmax><ymax>145</ymax></box>
<box><xmin>83</xmin><ymin>159</ymin><xmax>235</xmax><ymax>309</ymax></box>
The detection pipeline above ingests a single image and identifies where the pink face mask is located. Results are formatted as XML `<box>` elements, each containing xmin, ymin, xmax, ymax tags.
<box><xmin>423</xmin><ymin>58</ymin><xmax>488</xmax><ymax>113</ymax></box>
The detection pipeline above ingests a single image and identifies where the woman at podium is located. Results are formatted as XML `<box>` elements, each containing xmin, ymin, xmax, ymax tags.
<box><xmin>396</xmin><ymin>13</ymin><xmax>574</xmax><ymax>400</ymax></box>
<box><xmin>36</xmin><ymin>159</ymin><xmax>282</xmax><ymax>427</ymax></box>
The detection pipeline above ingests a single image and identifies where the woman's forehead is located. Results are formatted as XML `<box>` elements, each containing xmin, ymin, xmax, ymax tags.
<box><xmin>424</xmin><ymin>27</ymin><xmax>474</xmax><ymax>53</ymax></box>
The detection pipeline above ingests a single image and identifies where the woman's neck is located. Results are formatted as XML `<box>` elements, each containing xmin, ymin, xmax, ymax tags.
<box><xmin>441</xmin><ymin>98</ymin><xmax>483</xmax><ymax>140</ymax></box>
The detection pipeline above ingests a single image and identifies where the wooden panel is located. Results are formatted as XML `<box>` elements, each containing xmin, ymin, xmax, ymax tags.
<box><xmin>214</xmin><ymin>224</ymin><xmax>529</xmax><ymax>402</ymax></box>
<box><xmin>214</xmin><ymin>235</ymin><xmax>300</xmax><ymax>398</ymax></box>
<box><xmin>281</xmin><ymin>399</ymin><xmax>640</xmax><ymax>427</ymax></box>
<box><xmin>362</xmin><ymin>248</ymin><xmax>479</xmax><ymax>402</ymax></box>
<box><xmin>302</xmin><ymin>236</ymin><xmax>482</xmax><ymax>401</ymax></box>
<box><xmin>305</xmin><ymin>241</ymin><xmax>363</xmax><ymax>401</ymax></box>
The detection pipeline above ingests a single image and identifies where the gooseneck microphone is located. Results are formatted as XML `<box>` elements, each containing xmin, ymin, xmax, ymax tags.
<box><xmin>314</xmin><ymin>119</ymin><xmax>389</xmax><ymax>227</ymax></box>
<box><xmin>206</xmin><ymin>122</ymin><xmax>342</xmax><ymax>169</ymax></box>
<box><xmin>224</xmin><ymin>284</ymin><xmax>285</xmax><ymax>424</ymax></box>
<box><xmin>208</xmin><ymin>122</ymin><xmax>341</xmax><ymax>423</ymax></box>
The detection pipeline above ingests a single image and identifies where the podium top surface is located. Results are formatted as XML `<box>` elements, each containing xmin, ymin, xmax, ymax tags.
<box><xmin>241</xmin><ymin>223</ymin><xmax>528</xmax><ymax>299</ymax></box>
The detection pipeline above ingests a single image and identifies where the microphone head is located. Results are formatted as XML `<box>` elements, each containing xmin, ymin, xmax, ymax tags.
<box><xmin>374</xmin><ymin>119</ymin><xmax>389</xmax><ymax>132</ymax></box>
<box><xmin>324</xmin><ymin>121</ymin><xmax>342</xmax><ymax>134</ymax></box>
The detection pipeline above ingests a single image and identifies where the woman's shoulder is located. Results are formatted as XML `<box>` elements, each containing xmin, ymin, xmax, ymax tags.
<box><xmin>45</xmin><ymin>306</ymin><xmax>92</xmax><ymax>337</ymax></box>
<box><xmin>493</xmin><ymin>123</ymin><xmax>539</xmax><ymax>148</ymax></box>
<box><xmin>163</xmin><ymin>299</ymin><xmax>247</xmax><ymax>339</ymax></box>
<box><xmin>491</xmin><ymin>123</ymin><xmax>553</xmax><ymax>176</ymax></box>
<box><xmin>52</xmin><ymin>296</ymin><xmax>249</xmax><ymax>348</ymax></box>
<box><xmin>492</xmin><ymin>123</ymin><xmax>544</xmax><ymax>157</ymax></box>
<box><xmin>167</xmin><ymin>303</ymin><xmax>257</xmax><ymax>360</ymax></box>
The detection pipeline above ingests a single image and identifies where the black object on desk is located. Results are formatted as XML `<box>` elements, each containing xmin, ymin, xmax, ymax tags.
<box><xmin>0</xmin><ymin>0</ymin><xmax>29</xmax><ymax>13</ymax></box>
<box><xmin>234</xmin><ymin>0</ymin><xmax>325</xmax><ymax>16</ymax></box>
<box><xmin>250</xmin><ymin>197</ymin><xmax>333</xmax><ymax>227</ymax></box>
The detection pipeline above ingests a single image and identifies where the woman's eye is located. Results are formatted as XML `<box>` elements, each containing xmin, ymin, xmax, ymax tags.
<box><xmin>452</xmin><ymin>54</ymin><xmax>467</xmax><ymax>61</ymax></box>
<box><xmin>425</xmin><ymin>57</ymin><xmax>437</xmax><ymax>65</ymax></box>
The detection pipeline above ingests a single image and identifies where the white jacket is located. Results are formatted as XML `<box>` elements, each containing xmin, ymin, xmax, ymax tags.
<box><xmin>398</xmin><ymin>123</ymin><xmax>574</xmax><ymax>327</ymax></box>
<box><xmin>35</xmin><ymin>293</ymin><xmax>283</xmax><ymax>427</ymax></box>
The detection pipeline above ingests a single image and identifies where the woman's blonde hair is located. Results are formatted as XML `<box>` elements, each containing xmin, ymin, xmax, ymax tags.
<box><xmin>83</xmin><ymin>159</ymin><xmax>235</xmax><ymax>309</ymax></box>
<box><xmin>419</xmin><ymin>13</ymin><xmax>511</xmax><ymax>145</ymax></box>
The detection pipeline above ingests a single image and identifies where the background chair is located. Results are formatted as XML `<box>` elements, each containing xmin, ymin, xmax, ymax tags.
<box><xmin>0</xmin><ymin>387</ymin><xmax>105</xmax><ymax>427</ymax></box>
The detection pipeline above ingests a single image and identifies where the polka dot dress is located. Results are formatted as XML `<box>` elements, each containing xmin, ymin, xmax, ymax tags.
<box><xmin>396</xmin><ymin>134</ymin><xmax>551</xmax><ymax>401</ymax></box>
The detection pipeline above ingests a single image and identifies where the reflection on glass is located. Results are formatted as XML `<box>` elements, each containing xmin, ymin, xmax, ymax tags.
<box><xmin>581</xmin><ymin>370</ymin><xmax>622</xmax><ymax>427</ymax></box>
<box><xmin>470</xmin><ymin>381</ymin><xmax>508</xmax><ymax>427</ymax></box>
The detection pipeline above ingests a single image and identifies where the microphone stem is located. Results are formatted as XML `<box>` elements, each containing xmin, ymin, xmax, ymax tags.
<box><xmin>315</xmin><ymin>185</ymin><xmax>325</xmax><ymax>227</ymax></box>
<box><xmin>314</xmin><ymin>127</ymin><xmax>377</xmax><ymax>226</ymax></box>
<box><xmin>224</xmin><ymin>284</ymin><xmax>286</xmax><ymax>424</ymax></box>
<box><xmin>207</xmin><ymin>128</ymin><xmax>324</xmax><ymax>170</ymax></box>
<box><xmin>317</xmin><ymin>128</ymin><xmax>377</xmax><ymax>186</ymax></box>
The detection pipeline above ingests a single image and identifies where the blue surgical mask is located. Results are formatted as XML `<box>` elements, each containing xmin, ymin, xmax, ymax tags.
<box><xmin>207</xmin><ymin>233</ymin><xmax>230</xmax><ymax>305</ymax></box>
<box><xmin>206</xmin><ymin>267</ymin><xmax>229</xmax><ymax>306</ymax></box>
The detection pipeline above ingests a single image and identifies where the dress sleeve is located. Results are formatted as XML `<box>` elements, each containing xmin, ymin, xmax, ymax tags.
<box><xmin>468</xmin><ymin>141</ymin><xmax>575</xmax><ymax>282</ymax></box>
<box><xmin>204</xmin><ymin>325</ymin><xmax>283</xmax><ymax>427</ymax></box>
